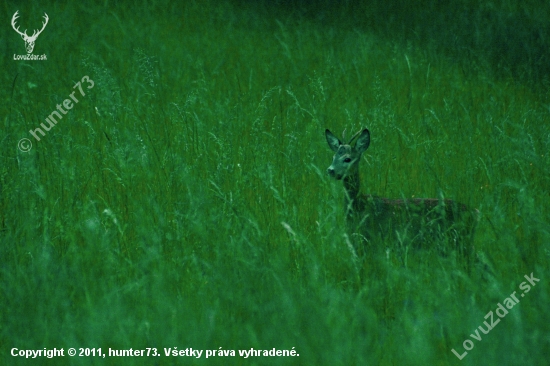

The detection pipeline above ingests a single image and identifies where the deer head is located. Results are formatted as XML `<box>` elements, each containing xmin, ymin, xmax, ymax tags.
<box><xmin>326</xmin><ymin>128</ymin><xmax>370</xmax><ymax>180</ymax></box>
<box><xmin>11</xmin><ymin>11</ymin><xmax>49</xmax><ymax>54</ymax></box>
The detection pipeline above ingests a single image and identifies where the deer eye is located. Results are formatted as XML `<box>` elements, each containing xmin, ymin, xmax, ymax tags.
<box><xmin>344</xmin><ymin>158</ymin><xmax>352</xmax><ymax>163</ymax></box>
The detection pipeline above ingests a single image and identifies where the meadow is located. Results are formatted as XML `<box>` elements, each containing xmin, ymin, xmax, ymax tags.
<box><xmin>1</xmin><ymin>0</ymin><xmax>549</xmax><ymax>364</ymax></box>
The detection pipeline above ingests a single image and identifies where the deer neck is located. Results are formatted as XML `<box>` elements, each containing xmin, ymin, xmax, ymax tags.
<box><xmin>343</xmin><ymin>165</ymin><xmax>361</xmax><ymax>209</ymax></box>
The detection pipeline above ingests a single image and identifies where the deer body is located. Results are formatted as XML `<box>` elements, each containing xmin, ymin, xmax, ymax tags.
<box><xmin>326</xmin><ymin>128</ymin><xmax>477</xmax><ymax>262</ymax></box>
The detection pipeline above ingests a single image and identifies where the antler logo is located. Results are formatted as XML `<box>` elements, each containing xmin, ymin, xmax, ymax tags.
<box><xmin>11</xmin><ymin>10</ymin><xmax>49</xmax><ymax>54</ymax></box>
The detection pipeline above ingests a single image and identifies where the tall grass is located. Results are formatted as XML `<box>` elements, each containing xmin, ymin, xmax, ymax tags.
<box><xmin>1</xmin><ymin>0</ymin><xmax>549</xmax><ymax>365</ymax></box>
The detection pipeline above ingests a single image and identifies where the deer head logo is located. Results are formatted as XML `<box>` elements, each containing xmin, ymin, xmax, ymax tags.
<box><xmin>11</xmin><ymin>11</ymin><xmax>49</xmax><ymax>54</ymax></box>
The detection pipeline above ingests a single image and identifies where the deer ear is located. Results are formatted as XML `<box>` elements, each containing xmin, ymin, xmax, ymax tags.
<box><xmin>355</xmin><ymin>129</ymin><xmax>370</xmax><ymax>154</ymax></box>
<box><xmin>325</xmin><ymin>129</ymin><xmax>341</xmax><ymax>152</ymax></box>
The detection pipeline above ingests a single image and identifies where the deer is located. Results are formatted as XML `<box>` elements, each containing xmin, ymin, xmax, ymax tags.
<box><xmin>11</xmin><ymin>10</ymin><xmax>49</xmax><ymax>54</ymax></box>
<box><xmin>325</xmin><ymin>128</ymin><xmax>478</xmax><ymax>268</ymax></box>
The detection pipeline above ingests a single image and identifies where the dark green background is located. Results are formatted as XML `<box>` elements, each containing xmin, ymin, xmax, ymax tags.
<box><xmin>1</xmin><ymin>0</ymin><xmax>549</xmax><ymax>365</ymax></box>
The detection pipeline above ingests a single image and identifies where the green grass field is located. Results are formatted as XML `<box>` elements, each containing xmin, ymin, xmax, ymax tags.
<box><xmin>1</xmin><ymin>0</ymin><xmax>549</xmax><ymax>364</ymax></box>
